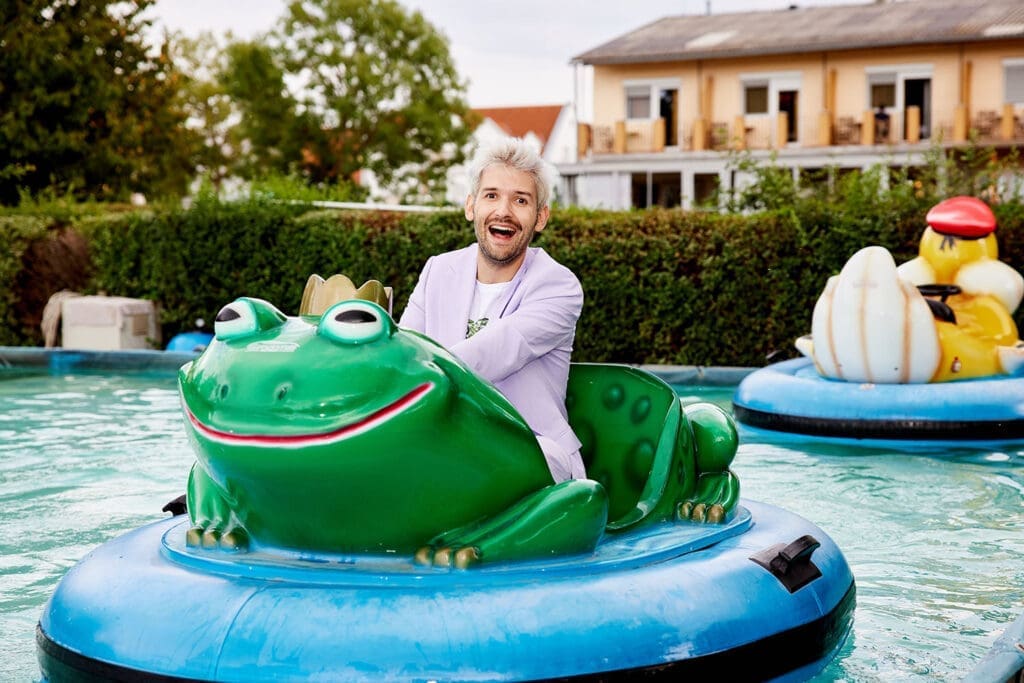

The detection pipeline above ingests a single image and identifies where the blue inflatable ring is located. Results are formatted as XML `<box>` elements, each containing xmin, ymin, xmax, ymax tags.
<box><xmin>37</xmin><ymin>499</ymin><xmax>853</xmax><ymax>681</ymax></box>
<box><xmin>734</xmin><ymin>357</ymin><xmax>1024</xmax><ymax>441</ymax></box>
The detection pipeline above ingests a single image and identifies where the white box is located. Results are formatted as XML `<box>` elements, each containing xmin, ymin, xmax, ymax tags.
<box><xmin>61</xmin><ymin>296</ymin><xmax>161</xmax><ymax>350</ymax></box>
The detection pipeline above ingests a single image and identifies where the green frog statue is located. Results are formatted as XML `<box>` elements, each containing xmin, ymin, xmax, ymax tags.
<box><xmin>179</xmin><ymin>289</ymin><xmax>740</xmax><ymax>569</ymax></box>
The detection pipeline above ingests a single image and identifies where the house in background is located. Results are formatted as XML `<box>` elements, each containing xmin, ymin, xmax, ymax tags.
<box><xmin>561</xmin><ymin>0</ymin><xmax>1024</xmax><ymax>210</ymax></box>
<box><xmin>446</xmin><ymin>104</ymin><xmax>576</xmax><ymax>205</ymax></box>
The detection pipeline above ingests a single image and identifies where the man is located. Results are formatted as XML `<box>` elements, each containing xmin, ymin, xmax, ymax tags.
<box><xmin>399</xmin><ymin>137</ymin><xmax>585</xmax><ymax>482</ymax></box>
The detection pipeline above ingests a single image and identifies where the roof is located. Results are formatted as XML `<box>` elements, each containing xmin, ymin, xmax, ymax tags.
<box><xmin>473</xmin><ymin>105</ymin><xmax>566</xmax><ymax>149</ymax></box>
<box><xmin>573</xmin><ymin>0</ymin><xmax>1024</xmax><ymax>65</ymax></box>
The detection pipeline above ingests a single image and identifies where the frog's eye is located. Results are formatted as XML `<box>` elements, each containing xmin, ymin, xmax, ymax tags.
<box><xmin>319</xmin><ymin>300</ymin><xmax>388</xmax><ymax>344</ymax></box>
<box><xmin>214</xmin><ymin>298</ymin><xmax>286</xmax><ymax>341</ymax></box>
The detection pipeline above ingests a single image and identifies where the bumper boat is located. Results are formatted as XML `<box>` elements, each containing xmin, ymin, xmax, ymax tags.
<box><xmin>966</xmin><ymin>609</ymin><xmax>1024</xmax><ymax>682</ymax></box>
<box><xmin>735</xmin><ymin>197</ymin><xmax>1024</xmax><ymax>443</ymax></box>
<box><xmin>734</xmin><ymin>356</ymin><xmax>1024</xmax><ymax>441</ymax></box>
<box><xmin>38</xmin><ymin>294</ymin><xmax>854</xmax><ymax>681</ymax></box>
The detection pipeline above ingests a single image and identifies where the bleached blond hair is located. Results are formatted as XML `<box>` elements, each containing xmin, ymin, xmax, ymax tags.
<box><xmin>467</xmin><ymin>137</ymin><xmax>556</xmax><ymax>209</ymax></box>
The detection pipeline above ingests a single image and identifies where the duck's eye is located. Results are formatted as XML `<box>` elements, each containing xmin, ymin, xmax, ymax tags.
<box><xmin>213</xmin><ymin>298</ymin><xmax>286</xmax><ymax>341</ymax></box>
<box><xmin>319</xmin><ymin>301</ymin><xmax>387</xmax><ymax>344</ymax></box>
<box><xmin>214</xmin><ymin>301</ymin><xmax>258</xmax><ymax>340</ymax></box>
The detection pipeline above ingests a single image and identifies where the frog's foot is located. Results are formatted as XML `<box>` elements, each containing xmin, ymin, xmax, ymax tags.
<box><xmin>678</xmin><ymin>470</ymin><xmax>740</xmax><ymax>524</ymax></box>
<box><xmin>185</xmin><ymin>523</ymin><xmax>249</xmax><ymax>552</ymax></box>
<box><xmin>415</xmin><ymin>479</ymin><xmax>608</xmax><ymax>569</ymax></box>
<box><xmin>415</xmin><ymin>542</ymin><xmax>483</xmax><ymax>570</ymax></box>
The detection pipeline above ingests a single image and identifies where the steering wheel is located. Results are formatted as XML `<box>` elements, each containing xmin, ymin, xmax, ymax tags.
<box><xmin>916</xmin><ymin>283</ymin><xmax>961</xmax><ymax>302</ymax></box>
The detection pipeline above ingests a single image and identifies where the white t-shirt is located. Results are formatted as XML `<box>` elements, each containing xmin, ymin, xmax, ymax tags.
<box><xmin>466</xmin><ymin>280</ymin><xmax>509</xmax><ymax>338</ymax></box>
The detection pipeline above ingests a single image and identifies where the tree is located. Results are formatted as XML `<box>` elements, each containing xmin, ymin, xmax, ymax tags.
<box><xmin>221</xmin><ymin>40</ymin><xmax>309</xmax><ymax>181</ymax></box>
<box><xmin>0</xmin><ymin>0</ymin><xmax>201</xmax><ymax>204</ymax></box>
<box><xmin>223</xmin><ymin>0</ymin><xmax>475</xmax><ymax>203</ymax></box>
<box><xmin>167</xmin><ymin>31</ymin><xmax>240</xmax><ymax>191</ymax></box>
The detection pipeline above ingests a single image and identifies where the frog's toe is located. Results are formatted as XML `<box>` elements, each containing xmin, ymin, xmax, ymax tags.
<box><xmin>680</xmin><ymin>501</ymin><xmax>709</xmax><ymax>522</ymax></box>
<box><xmin>414</xmin><ymin>545</ymin><xmax>434</xmax><ymax>566</ymax></box>
<box><xmin>185</xmin><ymin>525</ymin><xmax>204</xmax><ymax>547</ymax></box>
<box><xmin>435</xmin><ymin>546</ymin><xmax>460</xmax><ymax>568</ymax></box>
<box><xmin>219</xmin><ymin>528</ymin><xmax>248</xmax><ymax>551</ymax></box>
<box><xmin>201</xmin><ymin>529</ymin><xmax>221</xmax><ymax>549</ymax></box>
<box><xmin>706</xmin><ymin>503</ymin><xmax>726</xmax><ymax>523</ymax></box>
<box><xmin>453</xmin><ymin>546</ymin><xmax>481</xmax><ymax>569</ymax></box>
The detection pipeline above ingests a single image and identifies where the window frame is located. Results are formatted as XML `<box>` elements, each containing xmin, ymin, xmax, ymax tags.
<box><xmin>864</xmin><ymin>63</ymin><xmax>932</xmax><ymax>113</ymax></box>
<box><xmin>625</xmin><ymin>85</ymin><xmax>651</xmax><ymax>120</ymax></box>
<box><xmin>744</xmin><ymin>83</ymin><xmax>769</xmax><ymax>116</ymax></box>
<box><xmin>622</xmin><ymin>78</ymin><xmax>682</xmax><ymax>121</ymax></box>
<box><xmin>738</xmin><ymin>71</ymin><xmax>801</xmax><ymax>119</ymax></box>
<box><xmin>1004</xmin><ymin>58</ymin><xmax>1024</xmax><ymax>105</ymax></box>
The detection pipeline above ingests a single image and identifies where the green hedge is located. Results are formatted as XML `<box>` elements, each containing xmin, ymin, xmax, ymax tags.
<box><xmin>4</xmin><ymin>194</ymin><xmax>1024</xmax><ymax>366</ymax></box>
<box><xmin>0</xmin><ymin>215</ymin><xmax>54</xmax><ymax>345</ymax></box>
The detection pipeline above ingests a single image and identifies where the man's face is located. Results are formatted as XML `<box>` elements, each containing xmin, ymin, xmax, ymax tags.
<box><xmin>465</xmin><ymin>164</ymin><xmax>549</xmax><ymax>279</ymax></box>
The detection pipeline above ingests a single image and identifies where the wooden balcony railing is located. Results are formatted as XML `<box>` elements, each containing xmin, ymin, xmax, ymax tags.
<box><xmin>970</xmin><ymin>105</ymin><xmax>1024</xmax><ymax>142</ymax></box>
<box><xmin>588</xmin><ymin>119</ymin><xmax>668</xmax><ymax>154</ymax></box>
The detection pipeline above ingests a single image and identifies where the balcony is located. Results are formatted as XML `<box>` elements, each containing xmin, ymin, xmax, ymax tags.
<box><xmin>589</xmin><ymin>119</ymin><xmax>666</xmax><ymax>154</ymax></box>
<box><xmin>970</xmin><ymin>105</ymin><xmax>1024</xmax><ymax>143</ymax></box>
<box><xmin>578</xmin><ymin>105</ymin><xmax>1024</xmax><ymax>158</ymax></box>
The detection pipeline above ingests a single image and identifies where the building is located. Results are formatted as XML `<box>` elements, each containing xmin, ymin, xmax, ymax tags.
<box><xmin>562</xmin><ymin>0</ymin><xmax>1024</xmax><ymax>209</ymax></box>
<box><xmin>445</xmin><ymin>104</ymin><xmax>575</xmax><ymax>205</ymax></box>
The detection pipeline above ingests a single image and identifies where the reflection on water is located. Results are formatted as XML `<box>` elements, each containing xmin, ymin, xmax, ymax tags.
<box><xmin>677</xmin><ymin>384</ymin><xmax>1024</xmax><ymax>682</ymax></box>
<box><xmin>738</xmin><ymin>442</ymin><xmax>1023</xmax><ymax>681</ymax></box>
<box><xmin>1</xmin><ymin>377</ymin><xmax>1022</xmax><ymax>681</ymax></box>
<box><xmin>0</xmin><ymin>374</ymin><xmax>194</xmax><ymax>682</ymax></box>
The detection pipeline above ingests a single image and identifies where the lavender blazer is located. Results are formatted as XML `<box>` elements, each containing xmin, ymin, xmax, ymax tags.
<box><xmin>399</xmin><ymin>244</ymin><xmax>584</xmax><ymax>457</ymax></box>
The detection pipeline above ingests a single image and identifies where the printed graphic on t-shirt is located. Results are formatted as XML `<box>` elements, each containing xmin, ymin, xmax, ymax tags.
<box><xmin>466</xmin><ymin>317</ymin><xmax>489</xmax><ymax>338</ymax></box>
<box><xmin>466</xmin><ymin>280</ymin><xmax>507</xmax><ymax>339</ymax></box>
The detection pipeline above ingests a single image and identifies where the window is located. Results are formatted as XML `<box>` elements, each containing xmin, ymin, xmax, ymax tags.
<box><xmin>745</xmin><ymin>84</ymin><xmax>769</xmax><ymax>115</ymax></box>
<box><xmin>626</xmin><ymin>86</ymin><xmax>650</xmax><ymax>119</ymax></box>
<box><xmin>866</xmin><ymin>65</ymin><xmax>932</xmax><ymax>140</ymax></box>
<box><xmin>869</xmin><ymin>72</ymin><xmax>897</xmax><ymax>108</ymax></box>
<box><xmin>1006</xmin><ymin>60</ymin><xmax>1024</xmax><ymax>104</ymax></box>
<box><xmin>871</xmin><ymin>83</ymin><xmax>896</xmax><ymax>108</ymax></box>
<box><xmin>659</xmin><ymin>89</ymin><xmax>678</xmax><ymax>146</ymax></box>
<box><xmin>623</xmin><ymin>80</ymin><xmax>681</xmax><ymax>142</ymax></box>
<box><xmin>739</xmin><ymin>72</ymin><xmax>802</xmax><ymax>145</ymax></box>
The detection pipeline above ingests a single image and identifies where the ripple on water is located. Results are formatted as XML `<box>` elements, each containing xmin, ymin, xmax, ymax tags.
<box><xmin>735</xmin><ymin>434</ymin><xmax>1023</xmax><ymax>682</ymax></box>
<box><xmin>2</xmin><ymin>375</ymin><xmax>1023</xmax><ymax>682</ymax></box>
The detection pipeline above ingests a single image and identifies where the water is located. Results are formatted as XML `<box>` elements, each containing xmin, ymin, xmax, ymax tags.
<box><xmin>0</xmin><ymin>372</ymin><xmax>194</xmax><ymax>682</ymax></box>
<box><xmin>2</xmin><ymin>375</ymin><xmax>1022</xmax><ymax>681</ymax></box>
<box><xmin>676</xmin><ymin>386</ymin><xmax>1024</xmax><ymax>681</ymax></box>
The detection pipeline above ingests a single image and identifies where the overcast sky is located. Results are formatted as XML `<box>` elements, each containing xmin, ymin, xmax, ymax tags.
<box><xmin>147</xmin><ymin>0</ymin><xmax>874</xmax><ymax>109</ymax></box>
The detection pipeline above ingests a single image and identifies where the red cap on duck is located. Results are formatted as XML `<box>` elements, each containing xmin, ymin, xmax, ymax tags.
<box><xmin>925</xmin><ymin>196</ymin><xmax>996</xmax><ymax>238</ymax></box>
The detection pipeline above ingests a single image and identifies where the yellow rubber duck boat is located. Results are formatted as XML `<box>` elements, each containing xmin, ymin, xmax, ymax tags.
<box><xmin>737</xmin><ymin>197</ymin><xmax>1024</xmax><ymax>443</ymax></box>
<box><xmin>796</xmin><ymin>196</ymin><xmax>1024</xmax><ymax>383</ymax></box>
<box><xmin>896</xmin><ymin>195</ymin><xmax>1023</xmax><ymax>381</ymax></box>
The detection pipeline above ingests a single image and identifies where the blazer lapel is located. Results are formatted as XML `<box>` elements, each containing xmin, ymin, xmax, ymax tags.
<box><xmin>440</xmin><ymin>245</ymin><xmax>477</xmax><ymax>345</ymax></box>
<box><xmin>495</xmin><ymin>248</ymin><xmax>532</xmax><ymax>319</ymax></box>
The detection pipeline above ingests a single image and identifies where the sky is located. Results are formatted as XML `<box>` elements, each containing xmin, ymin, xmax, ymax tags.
<box><xmin>147</xmin><ymin>0</ymin><xmax>874</xmax><ymax>110</ymax></box>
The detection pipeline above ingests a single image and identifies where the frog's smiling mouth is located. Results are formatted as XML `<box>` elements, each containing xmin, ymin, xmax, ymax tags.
<box><xmin>185</xmin><ymin>382</ymin><xmax>434</xmax><ymax>448</ymax></box>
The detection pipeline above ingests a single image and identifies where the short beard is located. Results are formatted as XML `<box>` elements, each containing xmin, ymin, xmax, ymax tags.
<box><xmin>475</xmin><ymin>216</ymin><xmax>536</xmax><ymax>266</ymax></box>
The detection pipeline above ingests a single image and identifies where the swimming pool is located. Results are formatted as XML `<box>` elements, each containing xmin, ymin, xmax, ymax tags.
<box><xmin>2</xmin><ymin>353</ymin><xmax>1022</xmax><ymax>681</ymax></box>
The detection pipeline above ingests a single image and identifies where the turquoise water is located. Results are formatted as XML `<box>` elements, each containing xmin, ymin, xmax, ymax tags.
<box><xmin>0</xmin><ymin>372</ymin><xmax>195</xmax><ymax>682</ymax></box>
<box><xmin>2</xmin><ymin>373</ymin><xmax>1022</xmax><ymax>681</ymax></box>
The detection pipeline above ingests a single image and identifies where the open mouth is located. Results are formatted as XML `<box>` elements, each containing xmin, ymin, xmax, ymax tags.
<box><xmin>488</xmin><ymin>224</ymin><xmax>518</xmax><ymax>239</ymax></box>
<box><xmin>184</xmin><ymin>382</ymin><xmax>434</xmax><ymax>448</ymax></box>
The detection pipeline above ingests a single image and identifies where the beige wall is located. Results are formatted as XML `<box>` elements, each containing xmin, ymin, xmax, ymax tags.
<box><xmin>970</xmin><ymin>43</ymin><xmax>1024</xmax><ymax>112</ymax></box>
<box><xmin>826</xmin><ymin>46</ymin><xmax>959</xmax><ymax>131</ymax></box>
<box><xmin>592</xmin><ymin>62</ymin><xmax>699</xmax><ymax>146</ymax></box>
<box><xmin>589</xmin><ymin>39</ymin><xmax>1024</xmax><ymax>147</ymax></box>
